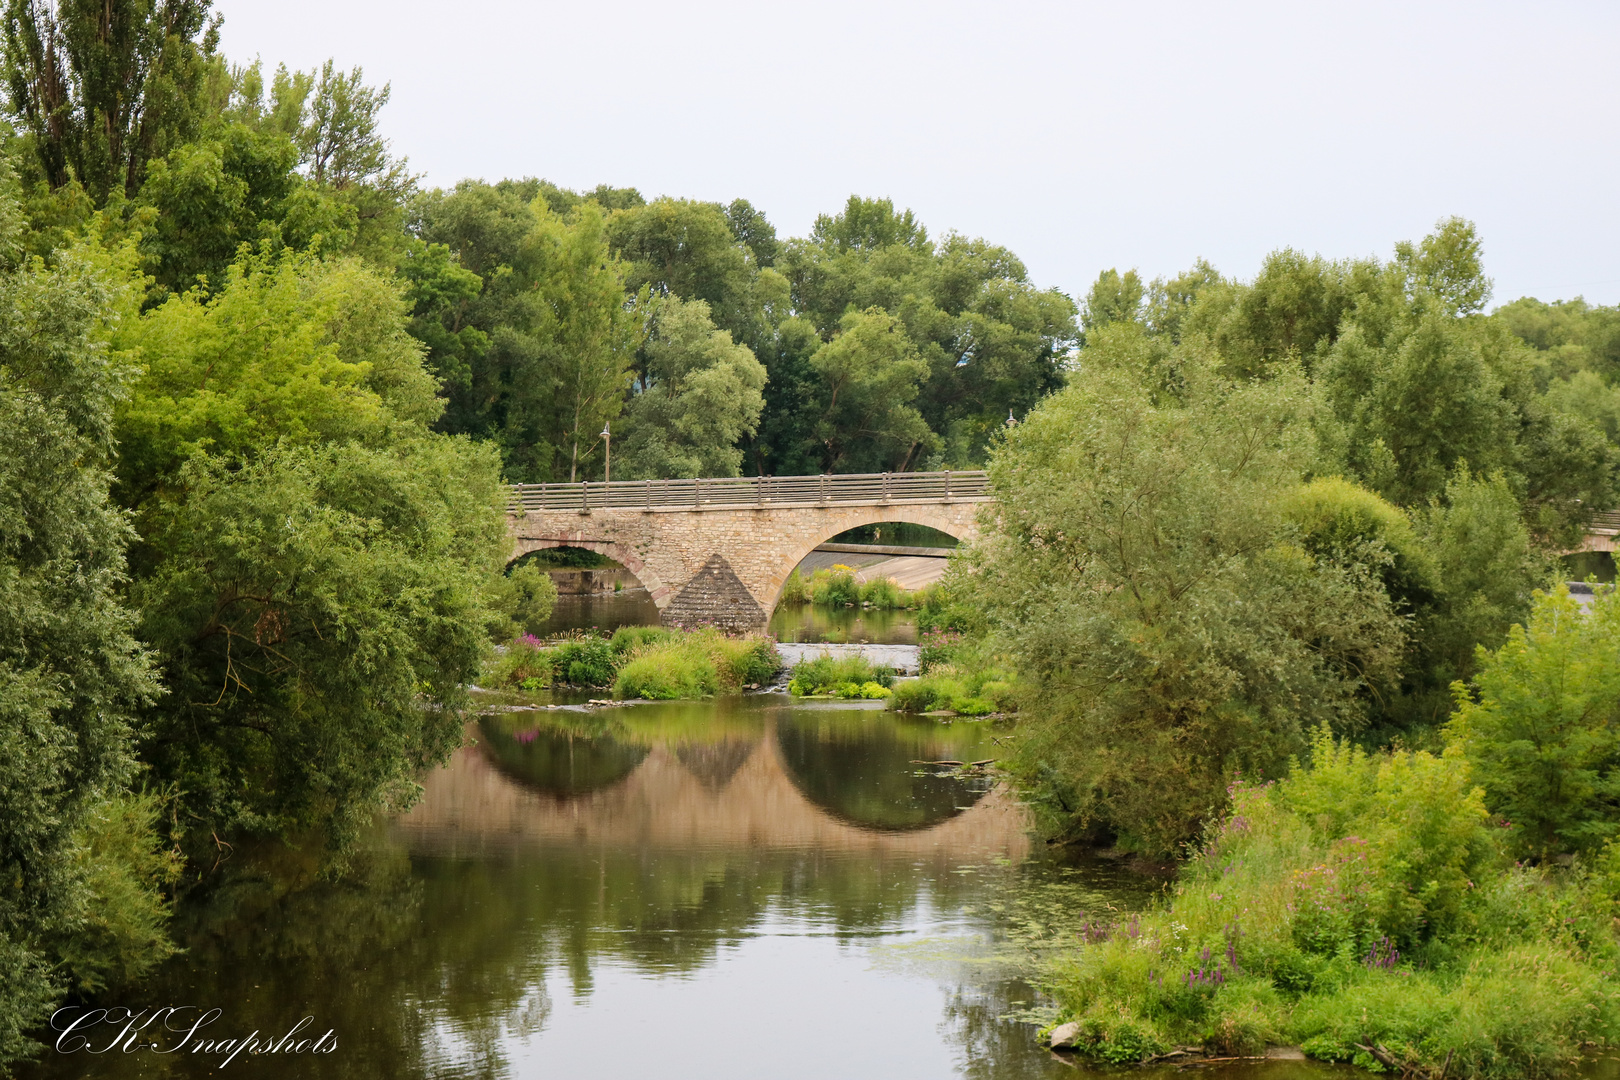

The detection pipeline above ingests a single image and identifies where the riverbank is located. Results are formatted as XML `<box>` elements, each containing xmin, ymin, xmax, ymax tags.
<box><xmin>1036</xmin><ymin>727</ymin><xmax>1620</xmax><ymax>1076</ymax></box>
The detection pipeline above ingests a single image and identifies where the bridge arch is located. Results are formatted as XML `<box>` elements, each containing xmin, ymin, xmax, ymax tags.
<box><xmin>762</xmin><ymin>506</ymin><xmax>977</xmax><ymax>612</ymax></box>
<box><xmin>508</xmin><ymin>536</ymin><xmax>667</xmax><ymax>600</ymax></box>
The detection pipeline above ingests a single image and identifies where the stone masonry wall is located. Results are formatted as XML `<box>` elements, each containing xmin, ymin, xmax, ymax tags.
<box><xmin>507</xmin><ymin>499</ymin><xmax>988</xmax><ymax>631</ymax></box>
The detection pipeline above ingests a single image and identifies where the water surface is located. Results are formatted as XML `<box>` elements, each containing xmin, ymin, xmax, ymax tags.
<box><xmin>23</xmin><ymin>696</ymin><xmax>1347</xmax><ymax>1079</ymax></box>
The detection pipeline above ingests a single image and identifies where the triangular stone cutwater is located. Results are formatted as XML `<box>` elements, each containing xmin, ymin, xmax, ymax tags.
<box><xmin>661</xmin><ymin>553</ymin><xmax>766</xmax><ymax>632</ymax></box>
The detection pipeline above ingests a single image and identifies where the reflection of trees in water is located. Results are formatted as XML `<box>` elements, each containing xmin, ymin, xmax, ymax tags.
<box><xmin>774</xmin><ymin>710</ymin><xmax>995</xmax><ymax>831</ymax></box>
<box><xmin>478</xmin><ymin>714</ymin><xmax>649</xmax><ymax>796</ymax></box>
<box><xmin>34</xmin><ymin>705</ymin><xmax>1045</xmax><ymax>1080</ymax></box>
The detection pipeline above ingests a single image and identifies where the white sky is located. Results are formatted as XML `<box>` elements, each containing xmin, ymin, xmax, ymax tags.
<box><xmin>216</xmin><ymin>0</ymin><xmax>1620</xmax><ymax>307</ymax></box>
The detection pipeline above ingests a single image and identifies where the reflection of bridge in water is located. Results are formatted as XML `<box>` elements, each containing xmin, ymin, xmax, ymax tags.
<box><xmin>395</xmin><ymin>713</ymin><xmax>1031</xmax><ymax>863</ymax></box>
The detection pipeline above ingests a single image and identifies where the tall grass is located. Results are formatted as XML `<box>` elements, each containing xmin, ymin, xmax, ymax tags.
<box><xmin>778</xmin><ymin>566</ymin><xmax>931</xmax><ymax>610</ymax></box>
<box><xmin>485</xmin><ymin>628</ymin><xmax>779</xmax><ymax>698</ymax></box>
<box><xmin>614</xmin><ymin>629</ymin><xmax>779</xmax><ymax>700</ymax></box>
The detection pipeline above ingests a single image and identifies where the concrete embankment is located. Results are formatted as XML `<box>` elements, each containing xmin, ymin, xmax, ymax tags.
<box><xmin>775</xmin><ymin>641</ymin><xmax>921</xmax><ymax>675</ymax></box>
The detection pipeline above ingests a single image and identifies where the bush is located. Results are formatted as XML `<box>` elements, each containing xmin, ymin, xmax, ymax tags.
<box><xmin>888</xmin><ymin>666</ymin><xmax>1014</xmax><ymax>715</ymax></box>
<box><xmin>859</xmin><ymin>576</ymin><xmax>904</xmax><ymax>609</ymax></box>
<box><xmin>787</xmin><ymin>654</ymin><xmax>894</xmax><ymax>696</ymax></box>
<box><xmin>1447</xmin><ymin>586</ymin><xmax>1620</xmax><ymax>857</ymax></box>
<box><xmin>610</xmin><ymin>625</ymin><xmax>675</xmax><ymax>654</ymax></box>
<box><xmin>615</xmin><ymin>647</ymin><xmax>717</xmax><ymax>700</ymax></box>
<box><xmin>613</xmin><ymin>629</ymin><xmax>779</xmax><ymax>700</ymax></box>
<box><xmin>811</xmin><ymin>565</ymin><xmax>861</xmax><ymax>606</ymax></box>
<box><xmin>1036</xmin><ymin>730</ymin><xmax>1620</xmax><ymax>1075</ymax></box>
<box><xmin>551</xmin><ymin>637</ymin><xmax>618</xmax><ymax>687</ymax></box>
<box><xmin>488</xmin><ymin>633</ymin><xmax>554</xmax><ymax>687</ymax></box>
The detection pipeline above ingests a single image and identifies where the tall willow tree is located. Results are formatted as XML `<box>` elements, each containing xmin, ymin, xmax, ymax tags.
<box><xmin>2</xmin><ymin>0</ymin><xmax>220</xmax><ymax>201</ymax></box>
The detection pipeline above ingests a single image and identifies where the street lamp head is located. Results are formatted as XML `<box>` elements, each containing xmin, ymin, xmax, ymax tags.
<box><xmin>600</xmin><ymin>423</ymin><xmax>611</xmax><ymax>439</ymax></box>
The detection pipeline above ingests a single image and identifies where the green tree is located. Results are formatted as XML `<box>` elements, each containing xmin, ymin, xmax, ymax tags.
<box><xmin>605</xmin><ymin>197</ymin><xmax>758</xmax><ymax>343</ymax></box>
<box><xmin>2</xmin><ymin>0</ymin><xmax>220</xmax><ymax>201</ymax></box>
<box><xmin>1079</xmin><ymin>267</ymin><xmax>1143</xmax><ymax>337</ymax></box>
<box><xmin>980</xmin><ymin>328</ymin><xmax>1406</xmax><ymax>850</ymax></box>
<box><xmin>409</xmin><ymin>185</ymin><xmax>647</xmax><ymax>481</ymax></box>
<box><xmin>1448</xmin><ymin>587</ymin><xmax>1620</xmax><ymax>856</ymax></box>
<box><xmin>775</xmin><ymin>196</ymin><xmax>1076</xmax><ymax>470</ymax></box>
<box><xmin>132</xmin><ymin>439</ymin><xmax>507</xmax><ymax>845</ymax></box>
<box><xmin>115</xmin><ymin>249</ymin><xmax>440</xmax><ymax>509</ymax></box>
<box><xmin>808</xmin><ymin>307</ymin><xmax>932</xmax><ymax>472</ymax></box>
<box><xmin>0</xmin><ymin>229</ymin><xmax>173</xmax><ymax>1067</ymax></box>
<box><xmin>616</xmin><ymin>296</ymin><xmax>765</xmax><ymax>479</ymax></box>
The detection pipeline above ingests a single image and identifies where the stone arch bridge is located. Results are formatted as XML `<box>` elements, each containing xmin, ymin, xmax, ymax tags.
<box><xmin>506</xmin><ymin>471</ymin><xmax>990</xmax><ymax>631</ymax></box>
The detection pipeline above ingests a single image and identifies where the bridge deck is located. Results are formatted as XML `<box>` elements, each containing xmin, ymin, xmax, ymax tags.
<box><xmin>507</xmin><ymin>470</ymin><xmax>989</xmax><ymax>513</ymax></box>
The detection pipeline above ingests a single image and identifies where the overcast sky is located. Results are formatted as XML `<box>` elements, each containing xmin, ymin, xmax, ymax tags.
<box><xmin>216</xmin><ymin>0</ymin><xmax>1620</xmax><ymax>307</ymax></box>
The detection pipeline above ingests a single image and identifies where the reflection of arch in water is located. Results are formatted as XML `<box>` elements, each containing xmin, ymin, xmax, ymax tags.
<box><xmin>772</xmin><ymin>712</ymin><xmax>988</xmax><ymax>831</ymax></box>
<box><xmin>477</xmin><ymin>716</ymin><xmax>649</xmax><ymax>797</ymax></box>
<box><xmin>401</xmin><ymin>713</ymin><xmax>1026</xmax><ymax>862</ymax></box>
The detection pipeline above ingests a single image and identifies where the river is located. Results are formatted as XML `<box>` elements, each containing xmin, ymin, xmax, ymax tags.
<box><xmin>22</xmin><ymin>593</ymin><xmax>1365</xmax><ymax>1078</ymax></box>
<box><xmin>21</xmin><ymin>689</ymin><xmax>1358</xmax><ymax>1079</ymax></box>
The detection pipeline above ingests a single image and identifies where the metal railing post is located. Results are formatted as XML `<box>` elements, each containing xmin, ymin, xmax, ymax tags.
<box><xmin>883</xmin><ymin>472</ymin><xmax>891</xmax><ymax>502</ymax></box>
<box><xmin>581</xmin><ymin>481</ymin><xmax>590</xmax><ymax>514</ymax></box>
<box><xmin>693</xmin><ymin>478</ymin><xmax>701</xmax><ymax>509</ymax></box>
<box><xmin>819</xmin><ymin>474</ymin><xmax>827</xmax><ymax>506</ymax></box>
<box><xmin>645</xmin><ymin>479</ymin><xmax>652</xmax><ymax>510</ymax></box>
<box><xmin>944</xmin><ymin>470</ymin><xmax>952</xmax><ymax>501</ymax></box>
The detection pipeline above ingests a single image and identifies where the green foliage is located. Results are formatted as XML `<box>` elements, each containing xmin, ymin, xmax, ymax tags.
<box><xmin>484</xmin><ymin>561</ymin><xmax>557</xmax><ymax>641</ymax></box>
<box><xmin>778</xmin><ymin>569</ymin><xmax>812</xmax><ymax>604</ymax></box>
<box><xmin>549</xmin><ymin>637</ymin><xmax>618</xmax><ymax>687</ymax></box>
<box><xmin>1448</xmin><ymin>586</ymin><xmax>1620</xmax><ymax>856</ymax></box>
<box><xmin>2</xmin><ymin>0</ymin><xmax>221</xmax><ymax>201</ymax></box>
<box><xmin>609</xmin><ymin>625</ymin><xmax>675</xmax><ymax>654</ymax></box>
<box><xmin>1041</xmin><ymin>734</ymin><xmax>1618</xmax><ymax>1077</ymax></box>
<box><xmin>133</xmin><ymin>439</ymin><xmax>505</xmax><ymax>842</ymax></box>
<box><xmin>980</xmin><ymin>346</ymin><xmax>1407</xmax><ymax>851</ymax></box>
<box><xmin>612</xmin><ymin>629</ymin><xmax>778</xmax><ymax>700</ymax></box>
<box><xmin>787</xmin><ymin>655</ymin><xmax>895</xmax><ymax>697</ymax></box>
<box><xmin>0</xmin><ymin>217</ymin><xmax>170</xmax><ymax>1068</ymax></box>
<box><xmin>115</xmin><ymin>249</ymin><xmax>442</xmax><ymax>506</ymax></box>
<box><xmin>811</xmin><ymin>564</ymin><xmax>861</xmax><ymax>606</ymax></box>
<box><xmin>48</xmin><ymin>789</ymin><xmax>183</xmax><ymax>995</ymax></box>
<box><xmin>889</xmin><ymin>665</ymin><xmax>1015</xmax><ymax>715</ymax></box>
<box><xmin>487</xmin><ymin>634</ymin><xmax>553</xmax><ymax>688</ymax></box>
<box><xmin>407</xmin><ymin>181</ymin><xmax>650</xmax><ymax>481</ymax></box>
<box><xmin>617</xmin><ymin>295</ymin><xmax>766</xmax><ymax>479</ymax></box>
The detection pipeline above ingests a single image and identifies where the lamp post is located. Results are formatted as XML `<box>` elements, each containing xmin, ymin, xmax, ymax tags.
<box><xmin>600</xmin><ymin>422</ymin><xmax>612</xmax><ymax>484</ymax></box>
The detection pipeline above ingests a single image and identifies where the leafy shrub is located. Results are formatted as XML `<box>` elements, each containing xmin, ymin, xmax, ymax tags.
<box><xmin>919</xmin><ymin>629</ymin><xmax>964</xmax><ymax>673</ymax></box>
<box><xmin>1447</xmin><ymin>586</ymin><xmax>1620</xmax><ymax>856</ymax></box>
<box><xmin>787</xmin><ymin>654</ymin><xmax>894</xmax><ymax>696</ymax></box>
<box><xmin>615</xmin><ymin>648</ymin><xmax>717</xmax><ymax>700</ymax></box>
<box><xmin>1036</xmin><ymin>730</ymin><xmax>1620</xmax><ymax>1075</ymax></box>
<box><xmin>551</xmin><ymin>637</ymin><xmax>618</xmax><ymax>687</ymax></box>
<box><xmin>811</xmin><ymin>565</ymin><xmax>861</xmax><ymax>606</ymax></box>
<box><xmin>859</xmin><ymin>576</ymin><xmax>904</xmax><ymax>609</ymax></box>
<box><xmin>889</xmin><ymin>679</ymin><xmax>940</xmax><ymax>712</ymax></box>
<box><xmin>488</xmin><ymin>633</ymin><xmax>554</xmax><ymax>687</ymax></box>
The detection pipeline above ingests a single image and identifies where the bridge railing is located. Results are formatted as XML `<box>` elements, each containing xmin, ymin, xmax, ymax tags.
<box><xmin>506</xmin><ymin>470</ymin><xmax>990</xmax><ymax>513</ymax></box>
